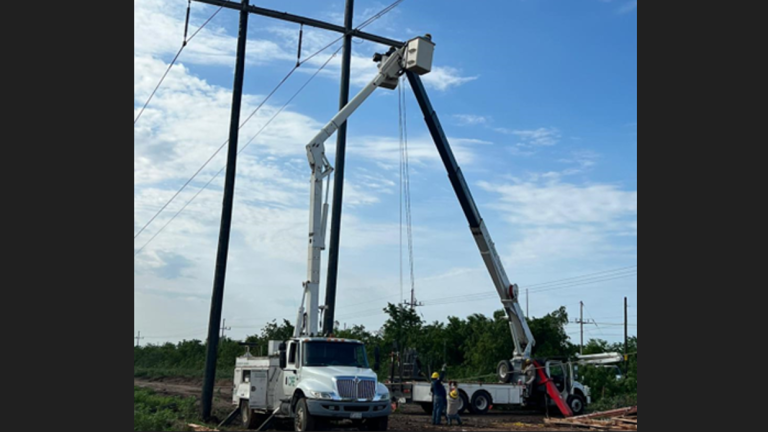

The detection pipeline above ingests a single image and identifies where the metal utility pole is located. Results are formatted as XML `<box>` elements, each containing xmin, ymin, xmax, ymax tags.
<box><xmin>135</xmin><ymin>331</ymin><xmax>144</xmax><ymax>347</ymax></box>
<box><xmin>526</xmin><ymin>288</ymin><xmax>529</xmax><ymax>317</ymax></box>
<box><xmin>323</xmin><ymin>0</ymin><xmax>354</xmax><ymax>337</ymax></box>
<box><xmin>220</xmin><ymin>318</ymin><xmax>232</xmax><ymax>338</ymax></box>
<box><xmin>202</xmin><ymin>0</ymin><xmax>249</xmax><ymax>421</ymax></box>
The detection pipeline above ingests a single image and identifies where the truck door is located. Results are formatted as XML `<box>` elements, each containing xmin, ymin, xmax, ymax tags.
<box><xmin>546</xmin><ymin>361</ymin><xmax>567</xmax><ymax>396</ymax></box>
<box><xmin>282</xmin><ymin>341</ymin><xmax>300</xmax><ymax>399</ymax></box>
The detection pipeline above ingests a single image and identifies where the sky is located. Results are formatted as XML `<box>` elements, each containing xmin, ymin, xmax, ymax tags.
<box><xmin>134</xmin><ymin>0</ymin><xmax>637</xmax><ymax>348</ymax></box>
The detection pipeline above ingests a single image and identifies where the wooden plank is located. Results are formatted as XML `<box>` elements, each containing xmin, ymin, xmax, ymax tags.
<box><xmin>188</xmin><ymin>424</ymin><xmax>219</xmax><ymax>431</ymax></box>
<box><xmin>571</xmin><ymin>406</ymin><xmax>634</xmax><ymax>420</ymax></box>
<box><xmin>545</xmin><ymin>418</ymin><xmax>608</xmax><ymax>430</ymax></box>
<box><xmin>616</xmin><ymin>418</ymin><xmax>638</xmax><ymax>424</ymax></box>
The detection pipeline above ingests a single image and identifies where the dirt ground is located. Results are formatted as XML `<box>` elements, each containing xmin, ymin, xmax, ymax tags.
<box><xmin>134</xmin><ymin>378</ymin><xmax>556</xmax><ymax>431</ymax></box>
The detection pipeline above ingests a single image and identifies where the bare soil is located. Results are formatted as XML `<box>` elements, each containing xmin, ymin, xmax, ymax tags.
<box><xmin>134</xmin><ymin>378</ymin><xmax>555</xmax><ymax>431</ymax></box>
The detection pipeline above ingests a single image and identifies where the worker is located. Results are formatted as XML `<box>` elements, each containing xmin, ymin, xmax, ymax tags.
<box><xmin>446</xmin><ymin>389</ymin><xmax>463</xmax><ymax>426</ymax></box>
<box><xmin>430</xmin><ymin>365</ymin><xmax>447</xmax><ymax>425</ymax></box>
<box><xmin>523</xmin><ymin>358</ymin><xmax>536</xmax><ymax>404</ymax></box>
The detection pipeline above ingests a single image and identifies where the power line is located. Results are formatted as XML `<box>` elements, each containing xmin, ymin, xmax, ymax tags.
<box><xmin>421</xmin><ymin>270</ymin><xmax>637</xmax><ymax>307</ymax></box>
<box><xmin>135</xmin><ymin>45</ymin><xmax>344</xmax><ymax>256</ymax></box>
<box><xmin>134</xmin><ymin>0</ymin><xmax>406</xmax><ymax>245</ymax></box>
<box><xmin>134</xmin><ymin>3</ymin><xmax>226</xmax><ymax>125</ymax></box>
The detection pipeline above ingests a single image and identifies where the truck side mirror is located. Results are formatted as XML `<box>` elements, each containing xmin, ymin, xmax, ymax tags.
<box><xmin>279</xmin><ymin>344</ymin><xmax>287</xmax><ymax>369</ymax></box>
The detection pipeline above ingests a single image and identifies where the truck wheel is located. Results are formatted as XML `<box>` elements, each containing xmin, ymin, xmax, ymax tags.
<box><xmin>470</xmin><ymin>391</ymin><xmax>492</xmax><ymax>415</ymax></box>
<box><xmin>294</xmin><ymin>398</ymin><xmax>316</xmax><ymax>431</ymax></box>
<box><xmin>240</xmin><ymin>400</ymin><xmax>259</xmax><ymax>429</ymax></box>
<box><xmin>458</xmin><ymin>391</ymin><xmax>470</xmax><ymax>414</ymax></box>
<box><xmin>419</xmin><ymin>402</ymin><xmax>433</xmax><ymax>414</ymax></box>
<box><xmin>567</xmin><ymin>394</ymin><xmax>586</xmax><ymax>416</ymax></box>
<box><xmin>497</xmin><ymin>360</ymin><xmax>513</xmax><ymax>383</ymax></box>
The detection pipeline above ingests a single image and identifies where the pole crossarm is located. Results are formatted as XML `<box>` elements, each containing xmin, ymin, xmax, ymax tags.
<box><xmin>192</xmin><ymin>0</ymin><xmax>405</xmax><ymax>47</ymax></box>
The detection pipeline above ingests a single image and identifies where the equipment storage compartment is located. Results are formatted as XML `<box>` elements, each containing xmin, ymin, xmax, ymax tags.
<box><xmin>249</xmin><ymin>370</ymin><xmax>268</xmax><ymax>409</ymax></box>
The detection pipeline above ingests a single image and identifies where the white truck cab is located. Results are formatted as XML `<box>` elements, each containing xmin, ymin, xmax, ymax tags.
<box><xmin>234</xmin><ymin>338</ymin><xmax>391</xmax><ymax>431</ymax></box>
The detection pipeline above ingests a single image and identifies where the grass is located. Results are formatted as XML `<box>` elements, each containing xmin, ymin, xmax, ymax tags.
<box><xmin>134</xmin><ymin>386</ymin><xmax>199</xmax><ymax>431</ymax></box>
<box><xmin>134</xmin><ymin>367</ymin><xmax>234</xmax><ymax>380</ymax></box>
<box><xmin>587</xmin><ymin>393</ymin><xmax>637</xmax><ymax>412</ymax></box>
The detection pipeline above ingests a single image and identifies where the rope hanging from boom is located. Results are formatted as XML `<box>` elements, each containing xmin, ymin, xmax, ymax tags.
<box><xmin>398</xmin><ymin>76</ymin><xmax>417</xmax><ymax>310</ymax></box>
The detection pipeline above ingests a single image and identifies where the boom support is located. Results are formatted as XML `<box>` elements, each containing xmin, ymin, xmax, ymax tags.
<box><xmin>405</xmin><ymin>71</ymin><xmax>535</xmax><ymax>359</ymax></box>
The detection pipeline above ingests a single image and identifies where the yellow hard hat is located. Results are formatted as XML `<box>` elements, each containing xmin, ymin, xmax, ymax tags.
<box><xmin>450</xmin><ymin>390</ymin><xmax>458</xmax><ymax>399</ymax></box>
<box><xmin>431</xmin><ymin>372</ymin><xmax>440</xmax><ymax>379</ymax></box>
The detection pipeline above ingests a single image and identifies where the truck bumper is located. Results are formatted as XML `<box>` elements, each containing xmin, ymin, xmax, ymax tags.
<box><xmin>306</xmin><ymin>399</ymin><xmax>391</xmax><ymax>419</ymax></box>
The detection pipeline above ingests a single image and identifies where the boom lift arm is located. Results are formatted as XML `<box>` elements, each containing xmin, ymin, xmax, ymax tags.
<box><xmin>294</xmin><ymin>37</ymin><xmax>435</xmax><ymax>337</ymax></box>
<box><xmin>405</xmin><ymin>71</ymin><xmax>535</xmax><ymax>359</ymax></box>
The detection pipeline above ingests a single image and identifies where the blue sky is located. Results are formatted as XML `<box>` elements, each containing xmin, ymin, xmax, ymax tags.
<box><xmin>134</xmin><ymin>0</ymin><xmax>637</xmax><ymax>346</ymax></box>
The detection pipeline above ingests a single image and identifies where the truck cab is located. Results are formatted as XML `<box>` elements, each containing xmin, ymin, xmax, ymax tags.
<box><xmin>234</xmin><ymin>338</ymin><xmax>391</xmax><ymax>431</ymax></box>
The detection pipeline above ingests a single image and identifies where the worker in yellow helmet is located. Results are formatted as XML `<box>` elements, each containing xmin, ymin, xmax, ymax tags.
<box><xmin>430</xmin><ymin>364</ymin><xmax>447</xmax><ymax>425</ymax></box>
<box><xmin>446</xmin><ymin>388</ymin><xmax>463</xmax><ymax>426</ymax></box>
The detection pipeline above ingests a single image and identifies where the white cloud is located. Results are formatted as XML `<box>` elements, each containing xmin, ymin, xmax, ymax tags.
<box><xmin>477</xmin><ymin>179</ymin><xmax>637</xmax><ymax>227</ymax></box>
<box><xmin>453</xmin><ymin>114</ymin><xmax>489</xmax><ymax>126</ymax></box>
<box><xmin>617</xmin><ymin>1</ymin><xmax>638</xmax><ymax>14</ymax></box>
<box><xmin>347</xmin><ymin>135</ymin><xmax>480</xmax><ymax>166</ymax></box>
<box><xmin>421</xmin><ymin>66</ymin><xmax>479</xmax><ymax>91</ymax></box>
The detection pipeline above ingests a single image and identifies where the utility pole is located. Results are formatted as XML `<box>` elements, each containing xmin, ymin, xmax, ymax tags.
<box><xmin>202</xmin><ymin>0</ymin><xmax>249</xmax><ymax>421</ymax></box>
<box><xmin>323</xmin><ymin>0</ymin><xmax>354</xmax><ymax>337</ymax></box>
<box><xmin>580</xmin><ymin>301</ymin><xmax>583</xmax><ymax>355</ymax></box>
<box><xmin>135</xmin><ymin>331</ymin><xmax>144</xmax><ymax>347</ymax></box>
<box><xmin>572</xmin><ymin>302</ymin><xmax>595</xmax><ymax>355</ymax></box>
<box><xmin>624</xmin><ymin>296</ymin><xmax>628</xmax><ymax>372</ymax></box>
<box><xmin>220</xmin><ymin>318</ymin><xmax>232</xmax><ymax>338</ymax></box>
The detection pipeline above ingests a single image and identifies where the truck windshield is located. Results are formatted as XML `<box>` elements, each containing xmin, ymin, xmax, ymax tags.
<box><xmin>303</xmin><ymin>342</ymin><xmax>369</xmax><ymax>368</ymax></box>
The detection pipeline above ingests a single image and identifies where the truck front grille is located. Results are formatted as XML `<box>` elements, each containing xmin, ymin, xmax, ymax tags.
<box><xmin>337</xmin><ymin>378</ymin><xmax>376</xmax><ymax>400</ymax></box>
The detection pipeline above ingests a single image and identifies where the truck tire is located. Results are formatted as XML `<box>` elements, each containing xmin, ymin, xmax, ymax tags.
<box><xmin>497</xmin><ymin>360</ymin><xmax>513</xmax><ymax>383</ymax></box>
<box><xmin>419</xmin><ymin>402</ymin><xmax>433</xmax><ymax>414</ymax></box>
<box><xmin>240</xmin><ymin>400</ymin><xmax>259</xmax><ymax>430</ymax></box>
<box><xmin>470</xmin><ymin>391</ymin><xmax>492</xmax><ymax>415</ymax></box>
<box><xmin>365</xmin><ymin>416</ymin><xmax>389</xmax><ymax>431</ymax></box>
<box><xmin>458</xmin><ymin>391</ymin><xmax>470</xmax><ymax>414</ymax></box>
<box><xmin>294</xmin><ymin>398</ymin><xmax>316</xmax><ymax>431</ymax></box>
<box><xmin>567</xmin><ymin>394</ymin><xmax>586</xmax><ymax>416</ymax></box>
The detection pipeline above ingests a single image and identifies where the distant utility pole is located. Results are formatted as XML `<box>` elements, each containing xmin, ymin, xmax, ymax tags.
<box><xmin>135</xmin><ymin>331</ymin><xmax>144</xmax><ymax>347</ymax></box>
<box><xmin>580</xmin><ymin>301</ymin><xmax>583</xmax><ymax>354</ymax></box>
<box><xmin>526</xmin><ymin>288</ymin><xmax>529</xmax><ymax>317</ymax></box>
<box><xmin>220</xmin><ymin>318</ymin><xmax>232</xmax><ymax>338</ymax></box>
<box><xmin>573</xmin><ymin>301</ymin><xmax>595</xmax><ymax>355</ymax></box>
<box><xmin>624</xmin><ymin>297</ymin><xmax>628</xmax><ymax>372</ymax></box>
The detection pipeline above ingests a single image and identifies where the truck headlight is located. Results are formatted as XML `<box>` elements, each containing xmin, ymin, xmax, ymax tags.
<box><xmin>376</xmin><ymin>391</ymin><xmax>390</xmax><ymax>401</ymax></box>
<box><xmin>310</xmin><ymin>391</ymin><xmax>337</xmax><ymax>400</ymax></box>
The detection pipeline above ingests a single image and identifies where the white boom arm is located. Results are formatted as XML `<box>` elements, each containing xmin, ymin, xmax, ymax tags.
<box><xmin>472</xmin><ymin>222</ymin><xmax>536</xmax><ymax>359</ymax></box>
<box><xmin>294</xmin><ymin>40</ymin><xmax>429</xmax><ymax>337</ymax></box>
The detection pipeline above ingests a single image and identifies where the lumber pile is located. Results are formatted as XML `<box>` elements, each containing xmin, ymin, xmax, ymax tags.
<box><xmin>187</xmin><ymin>424</ymin><xmax>219</xmax><ymax>431</ymax></box>
<box><xmin>544</xmin><ymin>406</ymin><xmax>637</xmax><ymax>431</ymax></box>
